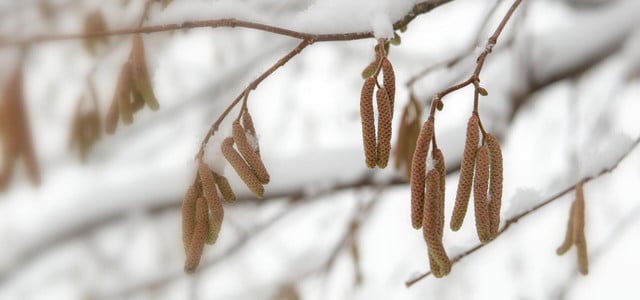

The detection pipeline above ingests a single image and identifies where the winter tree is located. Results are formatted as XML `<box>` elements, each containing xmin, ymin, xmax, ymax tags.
<box><xmin>1</xmin><ymin>0</ymin><xmax>639</xmax><ymax>299</ymax></box>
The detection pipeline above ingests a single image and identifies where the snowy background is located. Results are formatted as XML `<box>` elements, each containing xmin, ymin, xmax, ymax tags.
<box><xmin>1</xmin><ymin>0</ymin><xmax>640</xmax><ymax>299</ymax></box>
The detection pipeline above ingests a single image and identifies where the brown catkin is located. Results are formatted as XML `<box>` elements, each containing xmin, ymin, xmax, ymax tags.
<box><xmin>360</xmin><ymin>77</ymin><xmax>377</xmax><ymax>168</ymax></box>
<box><xmin>423</xmin><ymin>169</ymin><xmax>451</xmax><ymax>276</ymax></box>
<box><xmin>181</xmin><ymin>184</ymin><xmax>198</xmax><ymax>253</ymax></box>
<box><xmin>221</xmin><ymin>137</ymin><xmax>264</xmax><ymax>198</ymax></box>
<box><xmin>429</xmin><ymin>252</ymin><xmax>442</xmax><ymax>278</ymax></box>
<box><xmin>213</xmin><ymin>173</ymin><xmax>236</xmax><ymax>203</ymax></box>
<box><xmin>205</xmin><ymin>184</ymin><xmax>224</xmax><ymax>245</ymax></box>
<box><xmin>242</xmin><ymin>111</ymin><xmax>257</xmax><ymax>140</ymax></box>
<box><xmin>485</xmin><ymin>133</ymin><xmax>503</xmax><ymax>238</ymax></box>
<box><xmin>473</xmin><ymin>145</ymin><xmax>491</xmax><ymax>243</ymax></box>
<box><xmin>451</xmin><ymin>114</ymin><xmax>479</xmax><ymax>231</ymax></box>
<box><xmin>381</xmin><ymin>58</ymin><xmax>395</xmax><ymax>116</ymax></box>
<box><xmin>556</xmin><ymin>201</ymin><xmax>576</xmax><ymax>255</ymax></box>
<box><xmin>573</xmin><ymin>183</ymin><xmax>588</xmax><ymax>275</ymax></box>
<box><xmin>232</xmin><ymin>120</ymin><xmax>270</xmax><ymax>184</ymax></box>
<box><xmin>105</xmin><ymin>95</ymin><xmax>119</xmax><ymax>134</ymax></box>
<box><xmin>432</xmin><ymin>148</ymin><xmax>446</xmax><ymax>234</ymax></box>
<box><xmin>410</xmin><ymin>118</ymin><xmax>434</xmax><ymax>229</ymax></box>
<box><xmin>184</xmin><ymin>197</ymin><xmax>208</xmax><ymax>274</ymax></box>
<box><xmin>393</xmin><ymin>96</ymin><xmax>422</xmax><ymax>179</ymax></box>
<box><xmin>576</xmin><ymin>234</ymin><xmax>589</xmax><ymax>275</ymax></box>
<box><xmin>376</xmin><ymin>87</ymin><xmax>392</xmax><ymax>168</ymax></box>
<box><xmin>130</xmin><ymin>33</ymin><xmax>159</xmax><ymax>111</ymax></box>
<box><xmin>198</xmin><ymin>162</ymin><xmax>217</xmax><ymax>199</ymax></box>
<box><xmin>116</xmin><ymin>62</ymin><xmax>133</xmax><ymax>125</ymax></box>
<box><xmin>197</xmin><ymin>161</ymin><xmax>222</xmax><ymax>243</ymax></box>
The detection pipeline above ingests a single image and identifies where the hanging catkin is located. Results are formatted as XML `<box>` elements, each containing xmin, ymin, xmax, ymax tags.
<box><xmin>410</xmin><ymin>118</ymin><xmax>434</xmax><ymax>229</ymax></box>
<box><xmin>473</xmin><ymin>145</ymin><xmax>491</xmax><ymax>243</ymax></box>
<box><xmin>573</xmin><ymin>183</ymin><xmax>588</xmax><ymax>275</ymax></box>
<box><xmin>360</xmin><ymin>77</ymin><xmax>377</xmax><ymax>168</ymax></box>
<box><xmin>451</xmin><ymin>114</ymin><xmax>479</xmax><ymax>231</ymax></box>
<box><xmin>376</xmin><ymin>87</ymin><xmax>392</xmax><ymax>168</ymax></box>
<box><xmin>232</xmin><ymin>120</ymin><xmax>270</xmax><ymax>184</ymax></box>
<box><xmin>130</xmin><ymin>33</ymin><xmax>159</xmax><ymax>111</ymax></box>
<box><xmin>556</xmin><ymin>183</ymin><xmax>589</xmax><ymax>276</ymax></box>
<box><xmin>221</xmin><ymin>137</ymin><xmax>264</xmax><ymax>198</ymax></box>
<box><xmin>213</xmin><ymin>173</ymin><xmax>236</xmax><ymax>203</ymax></box>
<box><xmin>181</xmin><ymin>184</ymin><xmax>198</xmax><ymax>252</ymax></box>
<box><xmin>184</xmin><ymin>197</ymin><xmax>208</xmax><ymax>273</ymax></box>
<box><xmin>381</xmin><ymin>57</ymin><xmax>395</xmax><ymax>117</ymax></box>
<box><xmin>485</xmin><ymin>134</ymin><xmax>503</xmax><ymax>238</ymax></box>
<box><xmin>423</xmin><ymin>169</ymin><xmax>451</xmax><ymax>277</ymax></box>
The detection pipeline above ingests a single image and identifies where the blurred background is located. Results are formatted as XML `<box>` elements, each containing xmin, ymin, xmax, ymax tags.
<box><xmin>1</xmin><ymin>0</ymin><xmax>640</xmax><ymax>299</ymax></box>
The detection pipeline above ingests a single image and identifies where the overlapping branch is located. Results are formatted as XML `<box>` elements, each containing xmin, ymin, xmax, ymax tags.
<box><xmin>405</xmin><ymin>136</ymin><xmax>640</xmax><ymax>287</ymax></box>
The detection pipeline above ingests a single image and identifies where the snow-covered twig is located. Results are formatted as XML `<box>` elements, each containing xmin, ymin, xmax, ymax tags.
<box><xmin>0</xmin><ymin>1</ymin><xmax>453</xmax><ymax>47</ymax></box>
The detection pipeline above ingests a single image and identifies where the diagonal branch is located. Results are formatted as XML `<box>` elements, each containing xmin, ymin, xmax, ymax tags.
<box><xmin>405</xmin><ymin>135</ymin><xmax>640</xmax><ymax>287</ymax></box>
<box><xmin>0</xmin><ymin>0</ymin><xmax>453</xmax><ymax>47</ymax></box>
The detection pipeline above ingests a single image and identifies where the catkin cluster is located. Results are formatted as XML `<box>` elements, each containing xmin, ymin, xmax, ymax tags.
<box><xmin>409</xmin><ymin>117</ymin><xmax>451</xmax><ymax>277</ymax></box>
<box><xmin>221</xmin><ymin>112</ymin><xmax>270</xmax><ymax>198</ymax></box>
<box><xmin>557</xmin><ymin>182</ymin><xmax>589</xmax><ymax>275</ymax></box>
<box><xmin>394</xmin><ymin>94</ymin><xmax>422</xmax><ymax>180</ymax></box>
<box><xmin>360</xmin><ymin>39</ymin><xmax>396</xmax><ymax>169</ymax></box>
<box><xmin>182</xmin><ymin>161</ymin><xmax>235</xmax><ymax>273</ymax></box>
<box><xmin>0</xmin><ymin>65</ymin><xmax>40</xmax><ymax>190</ymax></box>
<box><xmin>450</xmin><ymin>114</ymin><xmax>503</xmax><ymax>243</ymax></box>
<box><xmin>105</xmin><ymin>33</ymin><xmax>160</xmax><ymax>134</ymax></box>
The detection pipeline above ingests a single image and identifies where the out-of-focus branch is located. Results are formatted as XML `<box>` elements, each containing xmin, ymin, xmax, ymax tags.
<box><xmin>405</xmin><ymin>136</ymin><xmax>640</xmax><ymax>287</ymax></box>
<box><xmin>0</xmin><ymin>0</ymin><xmax>453</xmax><ymax>47</ymax></box>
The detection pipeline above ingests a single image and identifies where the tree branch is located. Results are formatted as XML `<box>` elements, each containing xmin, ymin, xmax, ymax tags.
<box><xmin>428</xmin><ymin>0</ymin><xmax>522</xmax><ymax>116</ymax></box>
<box><xmin>0</xmin><ymin>0</ymin><xmax>453</xmax><ymax>47</ymax></box>
<box><xmin>405</xmin><ymin>136</ymin><xmax>640</xmax><ymax>287</ymax></box>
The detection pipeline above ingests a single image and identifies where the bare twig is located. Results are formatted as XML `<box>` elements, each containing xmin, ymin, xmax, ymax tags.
<box><xmin>405</xmin><ymin>136</ymin><xmax>640</xmax><ymax>287</ymax></box>
<box><xmin>195</xmin><ymin>39</ymin><xmax>312</xmax><ymax>160</ymax></box>
<box><xmin>428</xmin><ymin>0</ymin><xmax>522</xmax><ymax>116</ymax></box>
<box><xmin>405</xmin><ymin>0</ymin><xmax>506</xmax><ymax>87</ymax></box>
<box><xmin>0</xmin><ymin>1</ymin><xmax>452</xmax><ymax>47</ymax></box>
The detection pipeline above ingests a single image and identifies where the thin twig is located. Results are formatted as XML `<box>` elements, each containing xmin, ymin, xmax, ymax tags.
<box><xmin>405</xmin><ymin>135</ymin><xmax>640</xmax><ymax>287</ymax></box>
<box><xmin>0</xmin><ymin>1</ymin><xmax>452</xmax><ymax>47</ymax></box>
<box><xmin>429</xmin><ymin>0</ymin><xmax>522</xmax><ymax>117</ymax></box>
<box><xmin>195</xmin><ymin>39</ymin><xmax>312</xmax><ymax>160</ymax></box>
<box><xmin>405</xmin><ymin>0</ymin><xmax>505</xmax><ymax>87</ymax></box>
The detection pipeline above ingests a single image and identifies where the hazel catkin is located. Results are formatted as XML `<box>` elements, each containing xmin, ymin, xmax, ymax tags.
<box><xmin>410</xmin><ymin>118</ymin><xmax>434</xmax><ymax>229</ymax></box>
<box><xmin>381</xmin><ymin>58</ymin><xmax>395</xmax><ymax>117</ymax></box>
<box><xmin>360</xmin><ymin>77</ymin><xmax>377</xmax><ymax>168</ymax></box>
<box><xmin>450</xmin><ymin>114</ymin><xmax>479</xmax><ymax>231</ymax></box>
<box><xmin>423</xmin><ymin>169</ymin><xmax>451</xmax><ymax>277</ymax></box>
<box><xmin>130</xmin><ymin>33</ymin><xmax>159</xmax><ymax>111</ymax></box>
<box><xmin>221</xmin><ymin>137</ymin><xmax>264</xmax><ymax>198</ymax></box>
<box><xmin>184</xmin><ymin>197</ymin><xmax>208</xmax><ymax>273</ymax></box>
<box><xmin>213</xmin><ymin>173</ymin><xmax>236</xmax><ymax>203</ymax></box>
<box><xmin>376</xmin><ymin>87</ymin><xmax>392</xmax><ymax>168</ymax></box>
<box><xmin>573</xmin><ymin>183</ymin><xmax>588</xmax><ymax>275</ymax></box>
<box><xmin>181</xmin><ymin>184</ymin><xmax>198</xmax><ymax>253</ymax></box>
<box><xmin>473</xmin><ymin>145</ymin><xmax>491</xmax><ymax>243</ymax></box>
<box><xmin>485</xmin><ymin>133</ymin><xmax>503</xmax><ymax>238</ymax></box>
<box><xmin>232</xmin><ymin>120</ymin><xmax>270</xmax><ymax>184</ymax></box>
<box><xmin>556</xmin><ymin>201</ymin><xmax>575</xmax><ymax>255</ymax></box>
